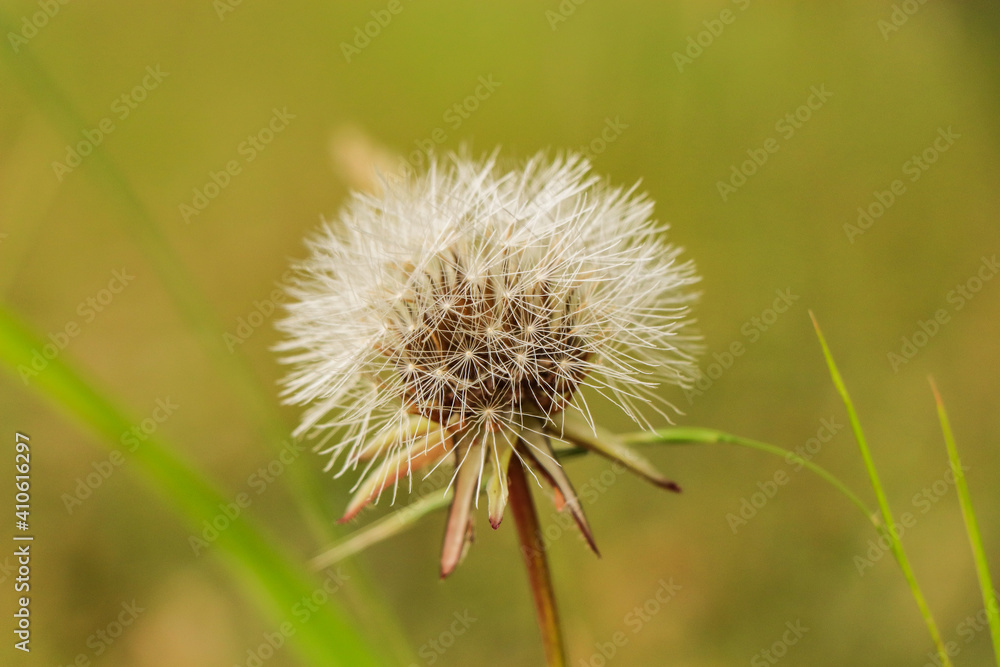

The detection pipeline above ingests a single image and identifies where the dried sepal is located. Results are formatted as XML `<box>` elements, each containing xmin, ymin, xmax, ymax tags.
<box><xmin>340</xmin><ymin>429</ymin><xmax>452</xmax><ymax>523</ymax></box>
<box><xmin>557</xmin><ymin>413</ymin><xmax>681</xmax><ymax>493</ymax></box>
<box><xmin>440</xmin><ymin>443</ymin><xmax>483</xmax><ymax>578</ymax></box>
<box><xmin>486</xmin><ymin>430</ymin><xmax>516</xmax><ymax>529</ymax></box>
<box><xmin>354</xmin><ymin>415</ymin><xmax>435</xmax><ymax>461</ymax></box>
<box><xmin>519</xmin><ymin>424</ymin><xmax>599</xmax><ymax>556</ymax></box>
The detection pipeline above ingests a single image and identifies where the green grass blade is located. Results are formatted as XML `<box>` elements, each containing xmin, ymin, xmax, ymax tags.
<box><xmin>0</xmin><ymin>21</ymin><xmax>414</xmax><ymax>662</ymax></box>
<box><xmin>0</xmin><ymin>305</ymin><xmax>383</xmax><ymax>666</ymax></box>
<box><xmin>310</xmin><ymin>490</ymin><xmax>453</xmax><ymax>572</ymax></box>
<box><xmin>618</xmin><ymin>427</ymin><xmax>878</xmax><ymax>525</ymax></box>
<box><xmin>810</xmin><ymin>312</ymin><xmax>952</xmax><ymax>667</ymax></box>
<box><xmin>930</xmin><ymin>378</ymin><xmax>1000</xmax><ymax>666</ymax></box>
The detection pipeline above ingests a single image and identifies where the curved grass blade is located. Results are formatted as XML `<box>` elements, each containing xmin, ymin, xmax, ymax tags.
<box><xmin>311</xmin><ymin>489</ymin><xmax>453</xmax><ymax>572</ymax></box>
<box><xmin>810</xmin><ymin>312</ymin><xmax>952</xmax><ymax>667</ymax></box>
<box><xmin>618</xmin><ymin>426</ymin><xmax>877</xmax><ymax>524</ymax></box>
<box><xmin>930</xmin><ymin>378</ymin><xmax>1000</xmax><ymax>666</ymax></box>
<box><xmin>0</xmin><ymin>305</ymin><xmax>382</xmax><ymax>666</ymax></box>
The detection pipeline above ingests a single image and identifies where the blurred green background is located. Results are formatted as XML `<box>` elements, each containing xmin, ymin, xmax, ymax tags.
<box><xmin>2</xmin><ymin>0</ymin><xmax>999</xmax><ymax>665</ymax></box>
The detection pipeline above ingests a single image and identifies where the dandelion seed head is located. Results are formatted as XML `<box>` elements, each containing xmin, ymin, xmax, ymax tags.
<box><xmin>276</xmin><ymin>151</ymin><xmax>701</xmax><ymax>570</ymax></box>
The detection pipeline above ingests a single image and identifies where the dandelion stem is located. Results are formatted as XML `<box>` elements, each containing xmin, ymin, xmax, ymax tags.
<box><xmin>509</xmin><ymin>455</ymin><xmax>567</xmax><ymax>667</ymax></box>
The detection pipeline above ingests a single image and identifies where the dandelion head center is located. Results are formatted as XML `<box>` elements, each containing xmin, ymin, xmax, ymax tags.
<box><xmin>377</xmin><ymin>247</ymin><xmax>598</xmax><ymax>426</ymax></box>
<box><xmin>277</xmin><ymin>151</ymin><xmax>702</xmax><ymax>461</ymax></box>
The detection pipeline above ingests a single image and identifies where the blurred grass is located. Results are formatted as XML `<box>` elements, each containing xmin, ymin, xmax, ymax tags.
<box><xmin>932</xmin><ymin>378</ymin><xmax>1000</xmax><ymax>666</ymax></box>
<box><xmin>0</xmin><ymin>7</ymin><xmax>335</xmax><ymax>541</ymax></box>
<box><xmin>0</xmin><ymin>12</ymin><xmax>415</xmax><ymax>661</ymax></box>
<box><xmin>1</xmin><ymin>0</ymin><xmax>998</xmax><ymax>665</ymax></box>
<box><xmin>0</xmin><ymin>305</ymin><xmax>382</xmax><ymax>666</ymax></box>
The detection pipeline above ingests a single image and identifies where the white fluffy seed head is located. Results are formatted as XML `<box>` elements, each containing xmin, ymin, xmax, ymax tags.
<box><xmin>276</xmin><ymin>151</ymin><xmax>701</xmax><ymax>478</ymax></box>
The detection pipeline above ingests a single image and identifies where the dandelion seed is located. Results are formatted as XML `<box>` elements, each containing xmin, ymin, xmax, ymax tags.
<box><xmin>276</xmin><ymin>150</ymin><xmax>701</xmax><ymax>577</ymax></box>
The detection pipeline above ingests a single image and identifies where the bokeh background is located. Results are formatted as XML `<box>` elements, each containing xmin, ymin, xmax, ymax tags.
<box><xmin>2</xmin><ymin>1</ymin><xmax>999</xmax><ymax>665</ymax></box>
